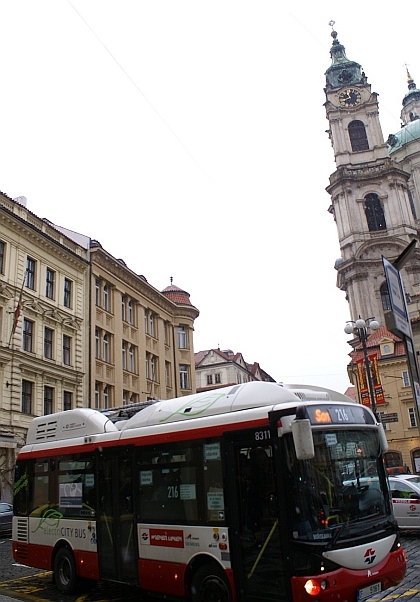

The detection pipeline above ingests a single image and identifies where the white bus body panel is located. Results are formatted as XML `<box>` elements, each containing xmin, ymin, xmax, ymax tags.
<box><xmin>138</xmin><ymin>524</ymin><xmax>231</xmax><ymax>568</ymax></box>
<box><xmin>322</xmin><ymin>534</ymin><xmax>396</xmax><ymax>570</ymax></box>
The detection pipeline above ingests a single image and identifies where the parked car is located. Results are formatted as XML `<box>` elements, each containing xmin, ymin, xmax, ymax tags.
<box><xmin>389</xmin><ymin>476</ymin><xmax>420</xmax><ymax>530</ymax></box>
<box><xmin>390</xmin><ymin>474</ymin><xmax>420</xmax><ymax>487</ymax></box>
<box><xmin>0</xmin><ymin>502</ymin><xmax>13</xmax><ymax>536</ymax></box>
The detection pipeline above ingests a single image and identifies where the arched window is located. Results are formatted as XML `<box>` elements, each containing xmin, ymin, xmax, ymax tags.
<box><xmin>408</xmin><ymin>188</ymin><xmax>417</xmax><ymax>220</ymax></box>
<box><xmin>348</xmin><ymin>120</ymin><xmax>369</xmax><ymax>151</ymax></box>
<box><xmin>364</xmin><ymin>193</ymin><xmax>387</xmax><ymax>231</ymax></box>
<box><xmin>380</xmin><ymin>282</ymin><xmax>391</xmax><ymax>310</ymax></box>
<box><xmin>384</xmin><ymin>451</ymin><xmax>403</xmax><ymax>469</ymax></box>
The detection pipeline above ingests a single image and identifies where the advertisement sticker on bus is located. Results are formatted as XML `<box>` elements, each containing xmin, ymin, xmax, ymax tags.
<box><xmin>140</xmin><ymin>527</ymin><xmax>184</xmax><ymax>548</ymax></box>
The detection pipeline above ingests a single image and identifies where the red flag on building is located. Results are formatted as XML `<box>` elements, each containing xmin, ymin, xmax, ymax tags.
<box><xmin>370</xmin><ymin>354</ymin><xmax>385</xmax><ymax>405</ymax></box>
<box><xmin>8</xmin><ymin>276</ymin><xmax>25</xmax><ymax>346</ymax></box>
<box><xmin>356</xmin><ymin>358</ymin><xmax>370</xmax><ymax>405</ymax></box>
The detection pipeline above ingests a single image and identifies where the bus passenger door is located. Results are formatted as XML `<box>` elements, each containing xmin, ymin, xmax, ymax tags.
<box><xmin>96</xmin><ymin>447</ymin><xmax>138</xmax><ymax>585</ymax></box>
<box><xmin>225</xmin><ymin>433</ymin><xmax>289</xmax><ymax>602</ymax></box>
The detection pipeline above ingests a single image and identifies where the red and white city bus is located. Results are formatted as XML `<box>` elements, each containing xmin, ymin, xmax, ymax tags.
<box><xmin>13</xmin><ymin>381</ymin><xmax>406</xmax><ymax>602</ymax></box>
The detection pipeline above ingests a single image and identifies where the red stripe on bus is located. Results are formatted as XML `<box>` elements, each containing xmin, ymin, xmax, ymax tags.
<box><xmin>17</xmin><ymin>417</ymin><xmax>269</xmax><ymax>459</ymax></box>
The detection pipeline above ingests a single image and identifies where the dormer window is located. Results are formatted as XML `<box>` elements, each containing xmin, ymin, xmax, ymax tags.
<box><xmin>379</xmin><ymin>337</ymin><xmax>395</xmax><ymax>356</ymax></box>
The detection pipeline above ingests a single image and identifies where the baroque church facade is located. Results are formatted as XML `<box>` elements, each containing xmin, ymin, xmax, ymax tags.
<box><xmin>324</xmin><ymin>28</ymin><xmax>420</xmax><ymax>471</ymax></box>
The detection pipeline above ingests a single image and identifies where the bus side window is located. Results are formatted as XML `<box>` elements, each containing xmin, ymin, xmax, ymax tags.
<box><xmin>203</xmin><ymin>441</ymin><xmax>225</xmax><ymax>523</ymax></box>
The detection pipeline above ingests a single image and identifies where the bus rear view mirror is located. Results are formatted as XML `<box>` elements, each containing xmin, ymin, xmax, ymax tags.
<box><xmin>292</xmin><ymin>418</ymin><xmax>315</xmax><ymax>460</ymax></box>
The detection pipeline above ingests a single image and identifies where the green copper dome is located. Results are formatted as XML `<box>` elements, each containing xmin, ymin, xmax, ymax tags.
<box><xmin>387</xmin><ymin>70</ymin><xmax>420</xmax><ymax>154</ymax></box>
<box><xmin>387</xmin><ymin>120</ymin><xmax>420</xmax><ymax>154</ymax></box>
<box><xmin>325</xmin><ymin>29</ymin><xmax>364</xmax><ymax>90</ymax></box>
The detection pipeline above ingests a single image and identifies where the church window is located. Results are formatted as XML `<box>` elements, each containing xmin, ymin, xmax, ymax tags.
<box><xmin>380</xmin><ymin>282</ymin><xmax>391</xmax><ymax>311</ymax></box>
<box><xmin>408</xmin><ymin>188</ymin><xmax>417</xmax><ymax>220</ymax></box>
<box><xmin>364</xmin><ymin>193</ymin><xmax>387</xmax><ymax>231</ymax></box>
<box><xmin>348</xmin><ymin>120</ymin><xmax>369</xmax><ymax>151</ymax></box>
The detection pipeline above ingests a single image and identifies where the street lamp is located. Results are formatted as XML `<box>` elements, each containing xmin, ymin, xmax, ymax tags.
<box><xmin>344</xmin><ymin>317</ymin><xmax>380</xmax><ymax>418</ymax></box>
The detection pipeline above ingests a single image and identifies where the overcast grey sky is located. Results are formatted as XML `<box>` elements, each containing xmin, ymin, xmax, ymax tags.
<box><xmin>1</xmin><ymin>1</ymin><xmax>419</xmax><ymax>393</ymax></box>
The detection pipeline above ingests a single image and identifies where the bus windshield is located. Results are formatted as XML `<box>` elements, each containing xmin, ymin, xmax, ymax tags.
<box><xmin>286</xmin><ymin>429</ymin><xmax>390</xmax><ymax>542</ymax></box>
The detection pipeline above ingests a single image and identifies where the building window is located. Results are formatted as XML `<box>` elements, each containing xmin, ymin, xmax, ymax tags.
<box><xmin>23</xmin><ymin>319</ymin><xmax>33</xmax><ymax>352</ymax></box>
<box><xmin>384</xmin><ymin>451</ymin><xmax>403</xmax><ymax>468</ymax></box>
<box><xmin>63</xmin><ymin>335</ymin><xmax>71</xmax><ymax>365</ymax></box>
<box><xmin>165</xmin><ymin>362</ymin><xmax>171</xmax><ymax>387</ymax></box>
<box><xmin>380</xmin><ymin>282</ymin><xmax>391</xmax><ymax>311</ymax></box>
<box><xmin>103</xmin><ymin>284</ymin><xmax>109</xmax><ymax>311</ymax></box>
<box><xmin>63</xmin><ymin>391</ymin><xmax>72</xmax><ymax>411</ymax></box>
<box><xmin>64</xmin><ymin>278</ymin><xmax>72</xmax><ymax>308</ymax></box>
<box><xmin>103</xmin><ymin>333</ymin><xmax>110</xmax><ymax>362</ymax></box>
<box><xmin>44</xmin><ymin>327</ymin><xmax>53</xmax><ymax>359</ymax></box>
<box><xmin>402</xmin><ymin>370</ymin><xmax>410</xmax><ymax>387</ymax></box>
<box><xmin>178</xmin><ymin>325</ymin><xmax>187</xmax><ymax>349</ymax></box>
<box><xmin>122</xmin><ymin>341</ymin><xmax>127</xmax><ymax>370</ymax></box>
<box><xmin>22</xmin><ymin>380</ymin><xmax>33</xmax><ymax>414</ymax></box>
<box><xmin>122</xmin><ymin>295</ymin><xmax>127</xmax><ymax>321</ymax></box>
<box><xmin>215</xmin><ymin>373</ymin><xmax>221</xmax><ymax>384</ymax></box>
<box><xmin>180</xmin><ymin>364</ymin><xmax>189</xmax><ymax>390</ymax></box>
<box><xmin>103</xmin><ymin>386</ymin><xmax>109</xmax><ymax>409</ymax></box>
<box><xmin>164</xmin><ymin>322</ymin><xmax>170</xmax><ymax>346</ymax></box>
<box><xmin>145</xmin><ymin>353</ymin><xmax>150</xmax><ymax>380</ymax></box>
<box><xmin>44</xmin><ymin>386</ymin><xmax>54</xmax><ymax>415</ymax></box>
<box><xmin>144</xmin><ymin>310</ymin><xmax>148</xmax><ymax>334</ymax></box>
<box><xmin>149</xmin><ymin>313</ymin><xmax>155</xmax><ymax>338</ymax></box>
<box><xmin>26</xmin><ymin>257</ymin><xmax>36</xmax><ymax>290</ymax></box>
<box><xmin>95</xmin><ymin>328</ymin><xmax>100</xmax><ymax>358</ymax></box>
<box><xmin>408</xmin><ymin>188</ymin><xmax>417</xmax><ymax>220</ymax></box>
<box><xmin>151</xmin><ymin>355</ymin><xmax>156</xmax><ymax>381</ymax></box>
<box><xmin>46</xmin><ymin>268</ymin><xmax>55</xmax><ymax>299</ymax></box>
<box><xmin>364</xmin><ymin>193</ymin><xmax>387</xmax><ymax>231</ymax></box>
<box><xmin>207</xmin><ymin>374</ymin><xmax>213</xmax><ymax>385</ymax></box>
<box><xmin>129</xmin><ymin>345</ymin><xmax>135</xmax><ymax>372</ymax></box>
<box><xmin>95</xmin><ymin>383</ymin><xmax>100</xmax><ymax>409</ymax></box>
<box><xmin>122</xmin><ymin>296</ymin><xmax>134</xmax><ymax>324</ymax></box>
<box><xmin>348</xmin><ymin>120</ymin><xmax>369</xmax><ymax>151</ymax></box>
<box><xmin>409</xmin><ymin>407</ymin><xmax>418</xmax><ymax>428</ymax></box>
<box><xmin>0</xmin><ymin>241</ymin><xmax>4</xmax><ymax>274</ymax></box>
<box><xmin>95</xmin><ymin>279</ymin><xmax>100</xmax><ymax>306</ymax></box>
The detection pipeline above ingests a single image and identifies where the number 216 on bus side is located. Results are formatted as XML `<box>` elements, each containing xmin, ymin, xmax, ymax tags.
<box><xmin>13</xmin><ymin>381</ymin><xmax>406</xmax><ymax>602</ymax></box>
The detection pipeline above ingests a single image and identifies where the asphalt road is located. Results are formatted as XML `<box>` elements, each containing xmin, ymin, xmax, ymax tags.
<box><xmin>0</xmin><ymin>532</ymin><xmax>419</xmax><ymax>602</ymax></box>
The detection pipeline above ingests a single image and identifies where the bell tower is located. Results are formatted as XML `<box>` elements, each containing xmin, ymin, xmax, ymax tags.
<box><xmin>324</xmin><ymin>27</ymin><xmax>418</xmax><ymax>323</ymax></box>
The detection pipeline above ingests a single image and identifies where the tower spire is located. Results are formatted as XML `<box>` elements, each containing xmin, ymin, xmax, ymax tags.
<box><xmin>324</xmin><ymin>26</ymin><xmax>364</xmax><ymax>91</ymax></box>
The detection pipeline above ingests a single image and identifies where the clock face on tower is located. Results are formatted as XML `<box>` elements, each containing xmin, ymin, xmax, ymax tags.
<box><xmin>338</xmin><ymin>88</ymin><xmax>362</xmax><ymax>107</ymax></box>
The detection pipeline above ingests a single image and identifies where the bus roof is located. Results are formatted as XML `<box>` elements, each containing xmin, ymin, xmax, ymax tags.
<box><xmin>24</xmin><ymin>381</ymin><xmax>355</xmax><ymax>446</ymax></box>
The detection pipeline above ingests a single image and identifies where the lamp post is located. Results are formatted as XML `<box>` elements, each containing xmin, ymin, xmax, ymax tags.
<box><xmin>345</xmin><ymin>317</ymin><xmax>380</xmax><ymax>418</ymax></box>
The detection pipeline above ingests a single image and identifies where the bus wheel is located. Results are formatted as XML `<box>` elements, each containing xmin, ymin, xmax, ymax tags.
<box><xmin>191</xmin><ymin>563</ymin><xmax>232</xmax><ymax>602</ymax></box>
<box><xmin>53</xmin><ymin>547</ymin><xmax>79</xmax><ymax>594</ymax></box>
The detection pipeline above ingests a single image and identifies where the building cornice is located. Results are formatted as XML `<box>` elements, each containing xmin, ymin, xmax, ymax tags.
<box><xmin>0</xmin><ymin>204</ymin><xmax>89</xmax><ymax>268</ymax></box>
<box><xmin>90</xmin><ymin>247</ymin><xmax>199</xmax><ymax>320</ymax></box>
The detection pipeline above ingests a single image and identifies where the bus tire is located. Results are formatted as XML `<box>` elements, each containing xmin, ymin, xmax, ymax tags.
<box><xmin>53</xmin><ymin>547</ymin><xmax>79</xmax><ymax>594</ymax></box>
<box><xmin>191</xmin><ymin>563</ymin><xmax>232</xmax><ymax>602</ymax></box>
